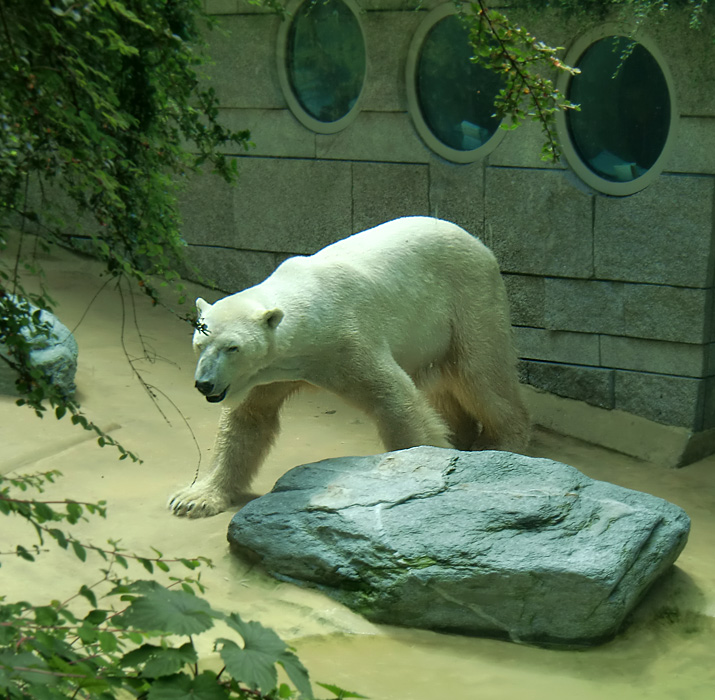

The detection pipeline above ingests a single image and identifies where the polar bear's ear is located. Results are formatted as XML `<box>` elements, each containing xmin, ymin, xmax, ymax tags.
<box><xmin>196</xmin><ymin>297</ymin><xmax>211</xmax><ymax>314</ymax></box>
<box><xmin>263</xmin><ymin>308</ymin><xmax>284</xmax><ymax>330</ymax></box>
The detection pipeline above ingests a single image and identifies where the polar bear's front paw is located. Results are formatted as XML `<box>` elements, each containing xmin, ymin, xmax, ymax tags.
<box><xmin>168</xmin><ymin>482</ymin><xmax>232</xmax><ymax>519</ymax></box>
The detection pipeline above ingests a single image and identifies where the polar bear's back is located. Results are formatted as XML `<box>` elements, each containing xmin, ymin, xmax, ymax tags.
<box><xmin>314</xmin><ymin>216</ymin><xmax>493</xmax><ymax>269</ymax></box>
<box><xmin>264</xmin><ymin>216</ymin><xmax>501</xmax><ymax>315</ymax></box>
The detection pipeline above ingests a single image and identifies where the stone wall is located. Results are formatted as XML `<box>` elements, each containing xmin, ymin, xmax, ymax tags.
<box><xmin>182</xmin><ymin>0</ymin><xmax>715</xmax><ymax>463</ymax></box>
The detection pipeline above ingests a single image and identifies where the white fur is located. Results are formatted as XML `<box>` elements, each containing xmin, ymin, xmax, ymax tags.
<box><xmin>169</xmin><ymin>216</ymin><xmax>529</xmax><ymax>517</ymax></box>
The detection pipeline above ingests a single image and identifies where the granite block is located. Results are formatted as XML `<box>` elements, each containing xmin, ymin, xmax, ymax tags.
<box><xmin>316</xmin><ymin>111</ymin><xmax>428</xmax><ymax>163</ymax></box>
<box><xmin>215</xmin><ymin>108</ymin><xmax>316</xmax><ymax>158</ymax></box>
<box><xmin>485</xmin><ymin>168</ymin><xmax>594</xmax><ymax>277</ymax></box>
<box><xmin>503</xmin><ymin>274</ymin><xmax>545</xmax><ymax>328</ymax></box>
<box><xmin>428</xmin><ymin>157</ymin><xmax>486</xmax><ymax>238</ymax></box>
<box><xmin>361</xmin><ymin>11</ymin><xmax>422</xmax><ymax>112</ymax></box>
<box><xmin>351</xmin><ymin>163</ymin><xmax>429</xmax><ymax>232</ymax></box>
<box><xmin>523</xmin><ymin>360</ymin><xmax>615</xmax><ymax>409</ymax></box>
<box><xmin>488</xmin><ymin>120</ymin><xmax>565</xmax><ymax>170</ymax></box>
<box><xmin>183</xmin><ymin>245</ymin><xmax>279</xmax><ymax>293</ymax></box>
<box><xmin>514</xmin><ymin>327</ymin><xmax>600</xmax><ymax>365</ymax></box>
<box><xmin>624</xmin><ymin>284</ymin><xmax>710</xmax><ymax>344</ymax></box>
<box><xmin>701</xmin><ymin>377</ymin><xmax>715</xmax><ymax>430</ymax></box>
<box><xmin>594</xmin><ymin>176</ymin><xmax>715</xmax><ymax>288</ymax></box>
<box><xmin>668</xmin><ymin>118</ymin><xmax>715</xmax><ymax>175</ymax></box>
<box><xmin>614</xmin><ymin>371</ymin><xmax>702</xmax><ymax>429</ymax></box>
<box><xmin>178</xmin><ymin>172</ymin><xmax>235</xmax><ymax>247</ymax></box>
<box><xmin>204</xmin><ymin>14</ymin><xmax>284</xmax><ymax>109</ymax></box>
<box><xmin>600</xmin><ymin>336</ymin><xmax>708</xmax><ymax>378</ymax></box>
<box><xmin>232</xmin><ymin>157</ymin><xmax>353</xmax><ymax>254</ymax></box>
<box><xmin>545</xmin><ymin>279</ymin><xmax>625</xmax><ymax>335</ymax></box>
<box><xmin>650</xmin><ymin>8</ymin><xmax>715</xmax><ymax>117</ymax></box>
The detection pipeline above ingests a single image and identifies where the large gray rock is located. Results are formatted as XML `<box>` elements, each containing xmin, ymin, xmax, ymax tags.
<box><xmin>0</xmin><ymin>295</ymin><xmax>78</xmax><ymax>398</ymax></box>
<box><xmin>228</xmin><ymin>447</ymin><xmax>690</xmax><ymax>648</ymax></box>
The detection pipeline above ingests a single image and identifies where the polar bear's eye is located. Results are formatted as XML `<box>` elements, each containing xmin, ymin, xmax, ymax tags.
<box><xmin>226</xmin><ymin>346</ymin><xmax>239</xmax><ymax>353</ymax></box>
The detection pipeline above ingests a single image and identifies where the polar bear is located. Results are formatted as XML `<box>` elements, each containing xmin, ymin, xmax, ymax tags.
<box><xmin>169</xmin><ymin>216</ymin><xmax>529</xmax><ymax>518</ymax></box>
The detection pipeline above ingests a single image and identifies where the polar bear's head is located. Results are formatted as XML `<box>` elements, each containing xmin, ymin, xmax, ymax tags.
<box><xmin>192</xmin><ymin>296</ymin><xmax>284</xmax><ymax>404</ymax></box>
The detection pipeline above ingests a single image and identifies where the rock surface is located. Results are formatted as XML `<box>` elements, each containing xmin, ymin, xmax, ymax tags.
<box><xmin>0</xmin><ymin>295</ymin><xmax>78</xmax><ymax>397</ymax></box>
<box><xmin>228</xmin><ymin>447</ymin><xmax>691</xmax><ymax>648</ymax></box>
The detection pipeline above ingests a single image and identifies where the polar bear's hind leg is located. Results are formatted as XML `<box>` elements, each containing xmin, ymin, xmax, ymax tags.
<box><xmin>445</xmin><ymin>345</ymin><xmax>530</xmax><ymax>453</ymax></box>
<box><xmin>428</xmin><ymin>389</ymin><xmax>483</xmax><ymax>451</ymax></box>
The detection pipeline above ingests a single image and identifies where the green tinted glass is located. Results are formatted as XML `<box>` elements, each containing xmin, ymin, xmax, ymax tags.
<box><xmin>417</xmin><ymin>16</ymin><xmax>504</xmax><ymax>151</ymax></box>
<box><xmin>567</xmin><ymin>36</ymin><xmax>671</xmax><ymax>183</ymax></box>
<box><xmin>287</xmin><ymin>0</ymin><xmax>366</xmax><ymax>124</ymax></box>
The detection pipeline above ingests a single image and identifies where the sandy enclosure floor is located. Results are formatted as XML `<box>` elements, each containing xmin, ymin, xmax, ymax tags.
<box><xmin>2</xmin><ymin>241</ymin><xmax>715</xmax><ymax>700</ymax></box>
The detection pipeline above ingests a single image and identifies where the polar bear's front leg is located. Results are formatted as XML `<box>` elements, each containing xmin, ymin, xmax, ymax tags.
<box><xmin>168</xmin><ymin>382</ymin><xmax>300</xmax><ymax>518</ymax></box>
<box><xmin>329</xmin><ymin>357</ymin><xmax>452</xmax><ymax>451</ymax></box>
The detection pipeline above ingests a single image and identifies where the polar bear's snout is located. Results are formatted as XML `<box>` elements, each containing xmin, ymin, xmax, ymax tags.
<box><xmin>194</xmin><ymin>379</ymin><xmax>215</xmax><ymax>395</ymax></box>
<box><xmin>195</xmin><ymin>380</ymin><xmax>229</xmax><ymax>403</ymax></box>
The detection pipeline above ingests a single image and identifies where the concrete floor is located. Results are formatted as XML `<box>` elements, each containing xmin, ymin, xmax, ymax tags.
<box><xmin>2</xmin><ymin>240</ymin><xmax>714</xmax><ymax>699</ymax></box>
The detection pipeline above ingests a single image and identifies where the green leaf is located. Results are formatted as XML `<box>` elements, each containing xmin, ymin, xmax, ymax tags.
<box><xmin>119</xmin><ymin>587</ymin><xmax>216</xmax><ymax>636</ymax></box>
<box><xmin>139</xmin><ymin>558</ymin><xmax>154</xmax><ymax>574</ymax></box>
<box><xmin>121</xmin><ymin>644</ymin><xmax>160</xmax><ymax>669</ymax></box>
<box><xmin>77</xmin><ymin>621</ymin><xmax>100</xmax><ymax>644</ymax></box>
<box><xmin>316</xmin><ymin>683</ymin><xmax>368</xmax><ymax>699</ymax></box>
<box><xmin>65</xmin><ymin>500</ymin><xmax>83</xmax><ymax>523</ymax></box>
<box><xmin>279</xmin><ymin>651</ymin><xmax>313</xmax><ymax>699</ymax></box>
<box><xmin>72</xmin><ymin>540</ymin><xmax>88</xmax><ymax>562</ymax></box>
<box><xmin>79</xmin><ymin>584</ymin><xmax>97</xmax><ymax>607</ymax></box>
<box><xmin>98</xmin><ymin>630</ymin><xmax>120</xmax><ymax>653</ymax></box>
<box><xmin>33</xmin><ymin>501</ymin><xmax>55</xmax><ymax>522</ymax></box>
<box><xmin>15</xmin><ymin>545</ymin><xmax>35</xmax><ymax>562</ymax></box>
<box><xmin>146</xmin><ymin>671</ymin><xmax>230</xmax><ymax>700</ymax></box>
<box><xmin>217</xmin><ymin>638</ymin><xmax>277</xmax><ymax>694</ymax></box>
<box><xmin>34</xmin><ymin>605</ymin><xmax>59</xmax><ymax>627</ymax></box>
<box><xmin>0</xmin><ymin>651</ymin><xmax>51</xmax><ymax>684</ymax></box>
<box><xmin>85</xmin><ymin>609</ymin><xmax>108</xmax><ymax>625</ymax></box>
<box><xmin>48</xmin><ymin>528</ymin><xmax>68</xmax><ymax>549</ymax></box>
<box><xmin>217</xmin><ymin>615</ymin><xmax>309</xmax><ymax>696</ymax></box>
<box><xmin>141</xmin><ymin>642</ymin><xmax>197</xmax><ymax>679</ymax></box>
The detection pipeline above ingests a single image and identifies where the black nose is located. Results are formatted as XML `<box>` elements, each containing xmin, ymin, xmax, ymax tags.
<box><xmin>195</xmin><ymin>380</ymin><xmax>214</xmax><ymax>396</ymax></box>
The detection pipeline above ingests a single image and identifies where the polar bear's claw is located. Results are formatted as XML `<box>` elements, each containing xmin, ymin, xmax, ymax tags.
<box><xmin>168</xmin><ymin>484</ymin><xmax>230</xmax><ymax>518</ymax></box>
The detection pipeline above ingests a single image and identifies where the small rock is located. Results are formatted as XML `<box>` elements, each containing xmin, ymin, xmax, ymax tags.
<box><xmin>0</xmin><ymin>295</ymin><xmax>78</xmax><ymax>398</ymax></box>
<box><xmin>228</xmin><ymin>447</ymin><xmax>690</xmax><ymax>648</ymax></box>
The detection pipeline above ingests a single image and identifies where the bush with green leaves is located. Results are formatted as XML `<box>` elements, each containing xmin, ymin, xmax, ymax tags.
<box><xmin>0</xmin><ymin>1</ymin><xmax>363</xmax><ymax>698</ymax></box>
<box><xmin>461</xmin><ymin>0</ymin><xmax>711</xmax><ymax>161</ymax></box>
<box><xmin>0</xmin><ymin>0</ymin><xmax>252</xmax><ymax>432</ymax></box>
<box><xmin>1</xmin><ymin>469</ymin><xmax>365</xmax><ymax>699</ymax></box>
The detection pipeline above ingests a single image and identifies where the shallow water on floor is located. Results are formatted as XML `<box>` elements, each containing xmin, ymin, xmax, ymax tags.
<box><xmin>2</xmin><ymin>242</ymin><xmax>715</xmax><ymax>699</ymax></box>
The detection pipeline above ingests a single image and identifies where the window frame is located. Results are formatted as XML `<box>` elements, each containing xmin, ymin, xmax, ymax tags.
<box><xmin>555</xmin><ymin>24</ymin><xmax>678</xmax><ymax>196</ymax></box>
<box><xmin>405</xmin><ymin>3</ymin><xmax>507</xmax><ymax>164</ymax></box>
<box><xmin>276</xmin><ymin>0</ymin><xmax>367</xmax><ymax>134</ymax></box>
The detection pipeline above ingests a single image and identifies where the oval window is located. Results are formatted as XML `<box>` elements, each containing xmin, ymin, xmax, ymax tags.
<box><xmin>558</xmin><ymin>27</ymin><xmax>676</xmax><ymax>195</ymax></box>
<box><xmin>407</xmin><ymin>5</ymin><xmax>506</xmax><ymax>163</ymax></box>
<box><xmin>278</xmin><ymin>0</ymin><xmax>366</xmax><ymax>133</ymax></box>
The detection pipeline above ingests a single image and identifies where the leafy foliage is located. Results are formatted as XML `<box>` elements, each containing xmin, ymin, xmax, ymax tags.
<box><xmin>0</xmin><ymin>0</ymin><xmax>250</xmax><ymax>452</ymax></box>
<box><xmin>461</xmin><ymin>1</ymin><xmax>581</xmax><ymax>161</ymax></box>
<box><xmin>0</xmin><ymin>2</ymin><xmax>363</xmax><ymax>698</ymax></box>
<box><xmin>0</xmin><ymin>471</ymin><xmax>361</xmax><ymax>699</ymax></box>
<box><xmin>460</xmin><ymin>0</ymin><xmax>711</xmax><ymax>160</ymax></box>
<box><xmin>507</xmin><ymin>0</ymin><xmax>710</xmax><ymax>26</ymax></box>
